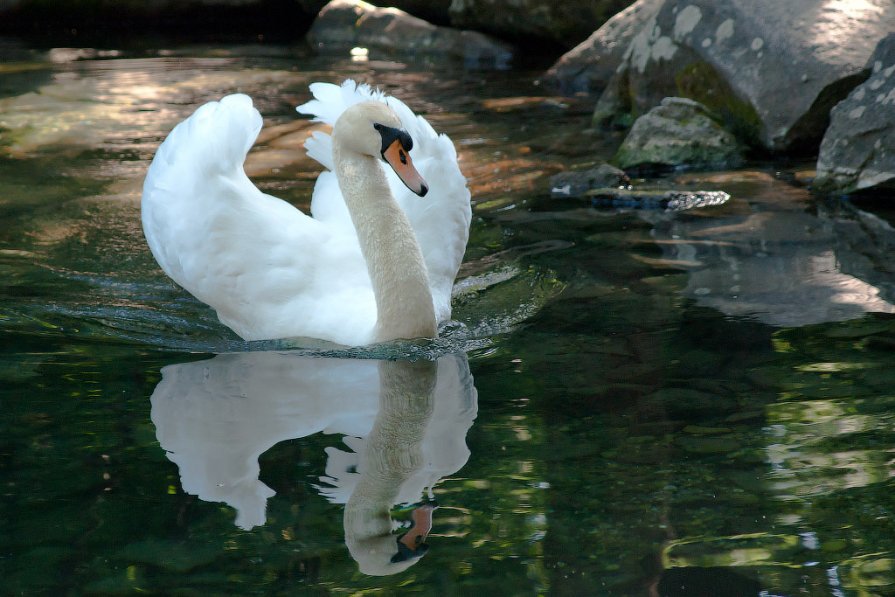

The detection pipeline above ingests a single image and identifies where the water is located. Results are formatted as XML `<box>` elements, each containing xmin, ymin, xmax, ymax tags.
<box><xmin>1</xmin><ymin>39</ymin><xmax>894</xmax><ymax>595</ymax></box>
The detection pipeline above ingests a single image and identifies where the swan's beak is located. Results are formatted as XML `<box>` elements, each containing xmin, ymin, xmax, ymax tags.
<box><xmin>383</xmin><ymin>139</ymin><xmax>429</xmax><ymax>197</ymax></box>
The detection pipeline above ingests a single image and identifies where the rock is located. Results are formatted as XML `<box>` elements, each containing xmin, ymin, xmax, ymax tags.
<box><xmin>587</xmin><ymin>188</ymin><xmax>730</xmax><ymax>211</ymax></box>
<box><xmin>549</xmin><ymin>164</ymin><xmax>630</xmax><ymax>197</ymax></box>
<box><xmin>298</xmin><ymin>0</ymin><xmax>451</xmax><ymax>25</ymax></box>
<box><xmin>613</xmin><ymin>97</ymin><xmax>743</xmax><ymax>170</ymax></box>
<box><xmin>307</xmin><ymin>0</ymin><xmax>513</xmax><ymax>68</ymax></box>
<box><xmin>815</xmin><ymin>34</ymin><xmax>895</xmax><ymax>193</ymax></box>
<box><xmin>448</xmin><ymin>0</ymin><xmax>635</xmax><ymax>50</ymax></box>
<box><xmin>542</xmin><ymin>0</ymin><xmax>662</xmax><ymax>94</ymax></box>
<box><xmin>590</xmin><ymin>0</ymin><xmax>895</xmax><ymax>152</ymax></box>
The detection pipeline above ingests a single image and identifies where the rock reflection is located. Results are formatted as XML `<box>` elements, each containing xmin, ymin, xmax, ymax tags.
<box><xmin>646</xmin><ymin>172</ymin><xmax>895</xmax><ymax>326</ymax></box>
<box><xmin>150</xmin><ymin>351</ymin><xmax>477</xmax><ymax>573</ymax></box>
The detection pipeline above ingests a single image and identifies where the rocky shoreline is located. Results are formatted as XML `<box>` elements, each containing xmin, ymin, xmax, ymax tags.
<box><xmin>3</xmin><ymin>0</ymin><xmax>894</xmax><ymax>195</ymax></box>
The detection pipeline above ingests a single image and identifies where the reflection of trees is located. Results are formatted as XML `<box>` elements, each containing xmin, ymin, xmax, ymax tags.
<box><xmin>645</xmin><ymin>318</ymin><xmax>895</xmax><ymax>595</ymax></box>
<box><xmin>766</xmin><ymin>398</ymin><xmax>894</xmax><ymax>499</ymax></box>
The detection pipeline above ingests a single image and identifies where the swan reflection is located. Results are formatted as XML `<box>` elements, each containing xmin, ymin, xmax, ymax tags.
<box><xmin>150</xmin><ymin>351</ymin><xmax>477</xmax><ymax>573</ymax></box>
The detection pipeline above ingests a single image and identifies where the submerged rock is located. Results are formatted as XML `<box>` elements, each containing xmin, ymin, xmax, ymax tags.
<box><xmin>815</xmin><ymin>34</ymin><xmax>895</xmax><ymax>194</ymax></box>
<box><xmin>549</xmin><ymin>164</ymin><xmax>630</xmax><ymax>198</ymax></box>
<box><xmin>307</xmin><ymin>0</ymin><xmax>513</xmax><ymax>68</ymax></box>
<box><xmin>613</xmin><ymin>97</ymin><xmax>743</xmax><ymax>170</ymax></box>
<box><xmin>584</xmin><ymin>0</ymin><xmax>895</xmax><ymax>152</ymax></box>
<box><xmin>587</xmin><ymin>187</ymin><xmax>730</xmax><ymax>211</ymax></box>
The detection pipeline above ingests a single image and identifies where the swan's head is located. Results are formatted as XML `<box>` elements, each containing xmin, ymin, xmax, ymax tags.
<box><xmin>333</xmin><ymin>101</ymin><xmax>429</xmax><ymax>197</ymax></box>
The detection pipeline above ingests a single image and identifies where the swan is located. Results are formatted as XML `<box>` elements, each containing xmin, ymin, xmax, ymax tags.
<box><xmin>141</xmin><ymin>80</ymin><xmax>471</xmax><ymax>345</ymax></box>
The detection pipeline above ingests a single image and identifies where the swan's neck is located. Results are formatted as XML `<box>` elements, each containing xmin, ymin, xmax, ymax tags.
<box><xmin>334</xmin><ymin>147</ymin><xmax>436</xmax><ymax>342</ymax></box>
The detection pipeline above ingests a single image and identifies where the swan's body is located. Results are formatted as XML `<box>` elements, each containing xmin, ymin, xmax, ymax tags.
<box><xmin>141</xmin><ymin>81</ymin><xmax>470</xmax><ymax>345</ymax></box>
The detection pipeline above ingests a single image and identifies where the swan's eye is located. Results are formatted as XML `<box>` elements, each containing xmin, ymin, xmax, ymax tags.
<box><xmin>374</xmin><ymin>122</ymin><xmax>414</xmax><ymax>157</ymax></box>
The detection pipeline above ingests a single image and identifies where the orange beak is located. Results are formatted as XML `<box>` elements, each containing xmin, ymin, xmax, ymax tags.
<box><xmin>383</xmin><ymin>139</ymin><xmax>429</xmax><ymax>197</ymax></box>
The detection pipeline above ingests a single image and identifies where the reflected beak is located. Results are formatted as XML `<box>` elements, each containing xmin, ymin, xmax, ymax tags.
<box><xmin>383</xmin><ymin>139</ymin><xmax>429</xmax><ymax>197</ymax></box>
<box><xmin>392</xmin><ymin>503</ymin><xmax>436</xmax><ymax>563</ymax></box>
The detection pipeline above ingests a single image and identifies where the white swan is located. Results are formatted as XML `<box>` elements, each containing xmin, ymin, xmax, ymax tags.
<box><xmin>141</xmin><ymin>80</ymin><xmax>471</xmax><ymax>345</ymax></box>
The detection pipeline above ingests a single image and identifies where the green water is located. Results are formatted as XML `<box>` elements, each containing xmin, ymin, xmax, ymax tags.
<box><xmin>2</xmin><ymin>40</ymin><xmax>895</xmax><ymax>596</ymax></box>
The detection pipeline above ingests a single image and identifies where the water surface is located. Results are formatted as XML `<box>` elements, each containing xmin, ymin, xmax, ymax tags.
<box><xmin>1</xmin><ymin>40</ymin><xmax>894</xmax><ymax>595</ymax></box>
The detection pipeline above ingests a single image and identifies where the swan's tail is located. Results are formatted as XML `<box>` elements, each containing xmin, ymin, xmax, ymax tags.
<box><xmin>296</xmin><ymin>80</ymin><xmax>439</xmax><ymax>170</ymax></box>
<box><xmin>144</xmin><ymin>94</ymin><xmax>262</xmax><ymax>198</ymax></box>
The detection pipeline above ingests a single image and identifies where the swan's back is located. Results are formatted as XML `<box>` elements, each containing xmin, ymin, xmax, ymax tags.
<box><xmin>298</xmin><ymin>81</ymin><xmax>472</xmax><ymax>322</ymax></box>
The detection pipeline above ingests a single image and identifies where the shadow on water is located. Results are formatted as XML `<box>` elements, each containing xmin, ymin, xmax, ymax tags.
<box><xmin>1</xmin><ymin>39</ymin><xmax>895</xmax><ymax>595</ymax></box>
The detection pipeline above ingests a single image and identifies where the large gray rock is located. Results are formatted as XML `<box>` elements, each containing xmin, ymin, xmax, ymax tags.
<box><xmin>448</xmin><ymin>0</ymin><xmax>634</xmax><ymax>50</ymax></box>
<box><xmin>614</xmin><ymin>97</ymin><xmax>743</xmax><ymax>170</ymax></box>
<box><xmin>541</xmin><ymin>0</ymin><xmax>661</xmax><ymax>94</ymax></box>
<box><xmin>307</xmin><ymin>0</ymin><xmax>513</xmax><ymax>67</ymax></box>
<box><xmin>815</xmin><ymin>34</ymin><xmax>895</xmax><ymax>193</ymax></box>
<box><xmin>590</xmin><ymin>0</ymin><xmax>895</xmax><ymax>152</ymax></box>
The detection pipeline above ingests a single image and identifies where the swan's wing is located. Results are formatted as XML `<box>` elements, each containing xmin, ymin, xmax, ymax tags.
<box><xmin>142</xmin><ymin>94</ymin><xmax>376</xmax><ymax>343</ymax></box>
<box><xmin>142</xmin><ymin>94</ymin><xmax>264</xmax><ymax>283</ymax></box>
<box><xmin>297</xmin><ymin>81</ymin><xmax>472</xmax><ymax>321</ymax></box>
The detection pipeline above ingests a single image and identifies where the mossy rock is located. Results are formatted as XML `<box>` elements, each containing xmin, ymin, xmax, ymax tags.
<box><xmin>613</xmin><ymin>97</ymin><xmax>744</xmax><ymax>171</ymax></box>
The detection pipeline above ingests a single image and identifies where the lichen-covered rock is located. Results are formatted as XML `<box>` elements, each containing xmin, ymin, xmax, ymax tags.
<box><xmin>815</xmin><ymin>34</ymin><xmax>895</xmax><ymax>194</ymax></box>
<box><xmin>448</xmin><ymin>0</ymin><xmax>634</xmax><ymax>50</ymax></box>
<box><xmin>590</xmin><ymin>0</ymin><xmax>895</xmax><ymax>152</ymax></box>
<box><xmin>307</xmin><ymin>0</ymin><xmax>513</xmax><ymax>67</ymax></box>
<box><xmin>542</xmin><ymin>0</ymin><xmax>661</xmax><ymax>94</ymax></box>
<box><xmin>613</xmin><ymin>97</ymin><xmax>743</xmax><ymax>170</ymax></box>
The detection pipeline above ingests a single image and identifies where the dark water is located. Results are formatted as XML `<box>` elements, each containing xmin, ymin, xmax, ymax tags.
<box><xmin>2</xmin><ymin>40</ymin><xmax>895</xmax><ymax>596</ymax></box>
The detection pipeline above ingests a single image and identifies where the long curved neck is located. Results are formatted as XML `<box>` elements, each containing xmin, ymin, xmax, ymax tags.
<box><xmin>333</xmin><ymin>145</ymin><xmax>436</xmax><ymax>342</ymax></box>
